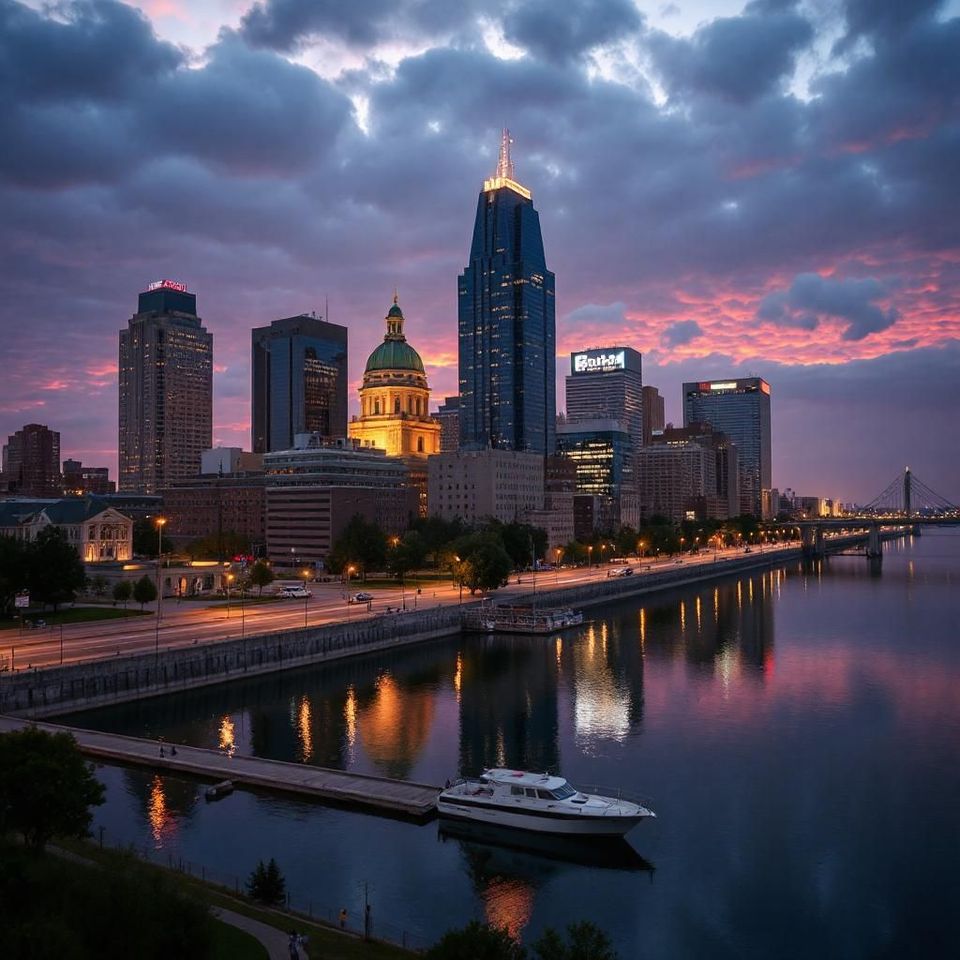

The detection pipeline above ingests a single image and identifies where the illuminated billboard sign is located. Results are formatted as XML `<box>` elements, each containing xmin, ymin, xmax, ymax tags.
<box><xmin>147</xmin><ymin>279</ymin><xmax>188</xmax><ymax>293</ymax></box>
<box><xmin>572</xmin><ymin>350</ymin><xmax>626</xmax><ymax>374</ymax></box>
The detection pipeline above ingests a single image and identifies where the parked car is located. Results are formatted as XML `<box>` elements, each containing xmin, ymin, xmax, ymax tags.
<box><xmin>349</xmin><ymin>592</ymin><xmax>374</xmax><ymax>604</ymax></box>
<box><xmin>278</xmin><ymin>585</ymin><xmax>311</xmax><ymax>599</ymax></box>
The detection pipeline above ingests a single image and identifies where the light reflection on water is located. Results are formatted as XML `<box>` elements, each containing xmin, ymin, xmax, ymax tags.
<box><xmin>70</xmin><ymin>532</ymin><xmax>960</xmax><ymax>958</ymax></box>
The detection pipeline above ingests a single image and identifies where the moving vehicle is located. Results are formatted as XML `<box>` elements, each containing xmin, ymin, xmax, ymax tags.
<box><xmin>277</xmin><ymin>585</ymin><xmax>311</xmax><ymax>599</ymax></box>
<box><xmin>607</xmin><ymin>567</ymin><xmax>634</xmax><ymax>578</ymax></box>
<box><xmin>349</xmin><ymin>591</ymin><xmax>374</xmax><ymax>604</ymax></box>
<box><xmin>437</xmin><ymin>769</ymin><xmax>655</xmax><ymax>836</ymax></box>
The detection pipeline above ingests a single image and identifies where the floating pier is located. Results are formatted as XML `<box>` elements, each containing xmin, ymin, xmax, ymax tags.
<box><xmin>0</xmin><ymin>716</ymin><xmax>439</xmax><ymax>818</ymax></box>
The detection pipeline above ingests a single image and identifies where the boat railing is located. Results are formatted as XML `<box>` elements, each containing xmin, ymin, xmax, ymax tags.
<box><xmin>574</xmin><ymin>783</ymin><xmax>654</xmax><ymax>808</ymax></box>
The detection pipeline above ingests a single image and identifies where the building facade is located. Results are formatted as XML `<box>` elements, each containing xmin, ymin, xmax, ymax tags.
<box><xmin>161</xmin><ymin>474</ymin><xmax>266</xmax><ymax>551</ymax></box>
<box><xmin>348</xmin><ymin>298</ymin><xmax>440</xmax><ymax>516</ymax></box>
<box><xmin>252</xmin><ymin>313</ymin><xmax>348</xmax><ymax>454</ymax></box>
<box><xmin>682</xmin><ymin>378</ymin><xmax>771</xmax><ymax>517</ymax></box>
<box><xmin>566</xmin><ymin>347</ymin><xmax>643</xmax><ymax>452</ymax></box>
<box><xmin>427</xmin><ymin>449</ymin><xmax>544</xmax><ymax>525</ymax></box>
<box><xmin>4</xmin><ymin>497</ymin><xmax>132</xmax><ymax>563</ymax></box>
<box><xmin>636</xmin><ymin>441</ymin><xmax>717</xmax><ymax>523</ymax></box>
<box><xmin>435</xmin><ymin>396</ymin><xmax>461</xmax><ymax>453</ymax></box>
<box><xmin>119</xmin><ymin>280</ymin><xmax>213</xmax><ymax>493</ymax></box>
<box><xmin>2</xmin><ymin>424</ymin><xmax>61</xmax><ymax>497</ymax></box>
<box><xmin>458</xmin><ymin>131</ymin><xmax>556</xmax><ymax>455</ymax></box>
<box><xmin>62</xmin><ymin>460</ymin><xmax>114</xmax><ymax>496</ymax></box>
<box><xmin>642</xmin><ymin>386</ymin><xmax>665</xmax><ymax>445</ymax></box>
<box><xmin>264</xmin><ymin>436</ymin><xmax>415</xmax><ymax>568</ymax></box>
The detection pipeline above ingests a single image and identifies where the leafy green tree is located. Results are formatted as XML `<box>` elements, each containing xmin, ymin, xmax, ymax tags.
<box><xmin>497</xmin><ymin>521</ymin><xmax>548</xmax><ymax>568</ymax></box>
<box><xmin>132</xmin><ymin>575</ymin><xmax>157</xmax><ymax>609</ymax></box>
<box><xmin>455</xmin><ymin>536</ymin><xmax>512</xmax><ymax>594</ymax></box>
<box><xmin>531</xmin><ymin>921</ymin><xmax>618</xmax><ymax>960</ymax></box>
<box><xmin>388</xmin><ymin>531</ymin><xmax>428</xmax><ymax>580</ymax></box>
<box><xmin>89</xmin><ymin>573</ymin><xmax>109</xmax><ymax>598</ymax></box>
<box><xmin>414</xmin><ymin>515</ymin><xmax>470</xmax><ymax>561</ymax></box>
<box><xmin>562</xmin><ymin>540</ymin><xmax>588</xmax><ymax>566</ymax></box>
<box><xmin>0</xmin><ymin>534</ymin><xmax>30</xmax><ymax>618</ymax></box>
<box><xmin>27</xmin><ymin>526</ymin><xmax>87</xmax><ymax>611</ymax></box>
<box><xmin>248</xmin><ymin>560</ymin><xmax>275</xmax><ymax>596</ymax></box>
<box><xmin>185</xmin><ymin>530</ymin><xmax>251</xmax><ymax>561</ymax></box>
<box><xmin>0</xmin><ymin>727</ymin><xmax>105</xmax><ymax>850</ymax></box>
<box><xmin>112</xmin><ymin>579</ymin><xmax>133</xmax><ymax>607</ymax></box>
<box><xmin>328</xmin><ymin>514</ymin><xmax>388</xmax><ymax>576</ymax></box>
<box><xmin>132</xmin><ymin>518</ymin><xmax>174</xmax><ymax>557</ymax></box>
<box><xmin>426</xmin><ymin>921</ymin><xmax>526</xmax><ymax>960</ymax></box>
<box><xmin>246</xmin><ymin>857</ymin><xmax>286</xmax><ymax>906</ymax></box>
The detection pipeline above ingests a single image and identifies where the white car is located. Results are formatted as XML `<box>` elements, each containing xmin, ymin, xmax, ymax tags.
<box><xmin>349</xmin><ymin>592</ymin><xmax>374</xmax><ymax>604</ymax></box>
<box><xmin>607</xmin><ymin>567</ymin><xmax>634</xmax><ymax>578</ymax></box>
<box><xmin>278</xmin><ymin>585</ymin><xmax>311</xmax><ymax>599</ymax></box>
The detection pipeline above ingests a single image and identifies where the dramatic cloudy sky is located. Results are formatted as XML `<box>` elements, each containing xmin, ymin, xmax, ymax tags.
<box><xmin>1</xmin><ymin>0</ymin><xmax>958</xmax><ymax>503</ymax></box>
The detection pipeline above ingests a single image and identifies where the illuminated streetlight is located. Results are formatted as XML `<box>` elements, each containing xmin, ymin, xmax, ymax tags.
<box><xmin>302</xmin><ymin>567</ymin><xmax>311</xmax><ymax>627</ymax></box>
<box><xmin>453</xmin><ymin>555</ymin><xmax>463</xmax><ymax>605</ymax></box>
<box><xmin>154</xmin><ymin>517</ymin><xmax>167</xmax><ymax>660</ymax></box>
<box><xmin>225</xmin><ymin>572</ymin><xmax>235</xmax><ymax>619</ymax></box>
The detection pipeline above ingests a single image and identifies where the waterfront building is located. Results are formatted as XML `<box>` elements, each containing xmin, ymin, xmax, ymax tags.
<box><xmin>435</xmin><ymin>396</ymin><xmax>460</xmax><ymax>453</ymax></box>
<box><xmin>682</xmin><ymin>378</ymin><xmax>771</xmax><ymax>517</ymax></box>
<box><xmin>161</xmin><ymin>449</ymin><xmax>265</xmax><ymax>552</ymax></box>
<box><xmin>636</xmin><ymin>441</ymin><xmax>717</xmax><ymax>523</ymax></box>
<box><xmin>2</xmin><ymin>424</ymin><xmax>61</xmax><ymax>497</ymax></box>
<box><xmin>642</xmin><ymin>386</ymin><xmax>665</xmax><ymax>445</ymax></box>
<box><xmin>264</xmin><ymin>435</ymin><xmax>415</xmax><ymax>568</ymax></box>
<box><xmin>62</xmin><ymin>460</ymin><xmax>114</xmax><ymax>496</ymax></box>
<box><xmin>556</xmin><ymin>419</ymin><xmax>634</xmax><ymax>500</ymax></box>
<box><xmin>348</xmin><ymin>297</ymin><xmax>441</xmax><ymax>517</ymax></box>
<box><xmin>119</xmin><ymin>280</ymin><xmax>213</xmax><ymax>493</ymax></box>
<box><xmin>458</xmin><ymin>130</ymin><xmax>556</xmax><ymax>455</ymax></box>
<box><xmin>252</xmin><ymin>313</ymin><xmax>348</xmax><ymax>454</ymax></box>
<box><xmin>427</xmin><ymin>449</ymin><xmax>544</xmax><ymax>525</ymax></box>
<box><xmin>1</xmin><ymin>496</ymin><xmax>132</xmax><ymax>563</ymax></box>
<box><xmin>566</xmin><ymin>347</ymin><xmax>643</xmax><ymax>452</ymax></box>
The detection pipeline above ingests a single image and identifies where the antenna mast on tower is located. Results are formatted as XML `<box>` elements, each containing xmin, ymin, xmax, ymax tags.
<box><xmin>496</xmin><ymin>128</ymin><xmax>514</xmax><ymax>180</ymax></box>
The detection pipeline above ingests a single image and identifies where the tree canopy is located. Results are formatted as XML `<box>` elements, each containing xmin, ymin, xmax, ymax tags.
<box><xmin>0</xmin><ymin>727</ymin><xmax>105</xmax><ymax>850</ymax></box>
<box><xmin>132</xmin><ymin>518</ymin><xmax>175</xmax><ymax>558</ymax></box>
<box><xmin>28</xmin><ymin>527</ymin><xmax>87</xmax><ymax>611</ymax></box>
<box><xmin>327</xmin><ymin>514</ymin><xmax>388</xmax><ymax>576</ymax></box>
<box><xmin>452</xmin><ymin>533</ymin><xmax>513</xmax><ymax>594</ymax></box>
<box><xmin>248</xmin><ymin>560</ymin><xmax>274</xmax><ymax>596</ymax></box>
<box><xmin>132</xmin><ymin>575</ymin><xmax>157</xmax><ymax>609</ymax></box>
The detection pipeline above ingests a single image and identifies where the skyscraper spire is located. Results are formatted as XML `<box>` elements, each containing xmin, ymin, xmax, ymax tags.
<box><xmin>496</xmin><ymin>128</ymin><xmax>514</xmax><ymax>180</ymax></box>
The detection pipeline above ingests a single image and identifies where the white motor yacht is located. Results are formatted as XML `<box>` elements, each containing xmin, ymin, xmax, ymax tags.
<box><xmin>437</xmin><ymin>769</ymin><xmax>655</xmax><ymax>836</ymax></box>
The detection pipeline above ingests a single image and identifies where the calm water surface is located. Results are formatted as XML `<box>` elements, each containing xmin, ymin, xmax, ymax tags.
<box><xmin>67</xmin><ymin>531</ymin><xmax>960</xmax><ymax>957</ymax></box>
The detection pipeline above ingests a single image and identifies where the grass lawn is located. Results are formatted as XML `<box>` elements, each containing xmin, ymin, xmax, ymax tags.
<box><xmin>0</xmin><ymin>606</ymin><xmax>150</xmax><ymax>630</ymax></box>
<box><xmin>211</xmin><ymin>919</ymin><xmax>269</xmax><ymax>960</ymax></box>
<box><xmin>63</xmin><ymin>839</ymin><xmax>416</xmax><ymax>960</ymax></box>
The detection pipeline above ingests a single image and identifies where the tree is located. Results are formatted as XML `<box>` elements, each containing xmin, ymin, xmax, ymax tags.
<box><xmin>328</xmin><ymin>514</ymin><xmax>388</xmax><ymax>576</ymax></box>
<box><xmin>248</xmin><ymin>560</ymin><xmax>275</xmax><ymax>597</ymax></box>
<box><xmin>426</xmin><ymin>921</ymin><xmax>526</xmax><ymax>960</ymax></box>
<box><xmin>132</xmin><ymin>575</ymin><xmax>157</xmax><ymax>610</ymax></box>
<box><xmin>0</xmin><ymin>727</ymin><xmax>105</xmax><ymax>850</ymax></box>
<box><xmin>133</xmin><ymin>518</ymin><xmax>174</xmax><ymax>558</ymax></box>
<box><xmin>27</xmin><ymin>526</ymin><xmax>87</xmax><ymax>611</ymax></box>
<box><xmin>388</xmin><ymin>531</ymin><xmax>428</xmax><ymax>580</ymax></box>
<box><xmin>246</xmin><ymin>857</ymin><xmax>286</xmax><ymax>906</ymax></box>
<box><xmin>186</xmin><ymin>530</ymin><xmax>251</xmax><ymax>561</ymax></box>
<box><xmin>0</xmin><ymin>534</ymin><xmax>30</xmax><ymax>618</ymax></box>
<box><xmin>89</xmin><ymin>574</ymin><xmax>109</xmax><ymax>598</ymax></box>
<box><xmin>497</xmin><ymin>522</ymin><xmax>548</xmax><ymax>568</ymax></box>
<box><xmin>531</xmin><ymin>922</ymin><xmax>618</xmax><ymax>960</ymax></box>
<box><xmin>112</xmin><ymin>579</ymin><xmax>133</xmax><ymax>607</ymax></box>
<box><xmin>452</xmin><ymin>534</ymin><xmax>513</xmax><ymax>594</ymax></box>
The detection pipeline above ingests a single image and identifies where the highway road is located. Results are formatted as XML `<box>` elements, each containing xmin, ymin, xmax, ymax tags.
<box><xmin>2</xmin><ymin>543</ymin><xmax>804</xmax><ymax>671</ymax></box>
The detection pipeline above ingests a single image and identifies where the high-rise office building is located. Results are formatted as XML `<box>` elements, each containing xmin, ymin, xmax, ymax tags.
<box><xmin>62</xmin><ymin>459</ymin><xmax>115</xmax><ymax>496</ymax></box>
<box><xmin>566</xmin><ymin>347</ymin><xmax>643</xmax><ymax>451</ymax></box>
<box><xmin>458</xmin><ymin>130</ymin><xmax>556</xmax><ymax>454</ymax></box>
<box><xmin>435</xmin><ymin>396</ymin><xmax>460</xmax><ymax>453</ymax></box>
<box><xmin>252</xmin><ymin>313</ymin><xmax>348</xmax><ymax>454</ymax></box>
<box><xmin>119</xmin><ymin>280</ymin><xmax>212</xmax><ymax>493</ymax></box>
<box><xmin>682</xmin><ymin>378</ymin><xmax>771</xmax><ymax>516</ymax></box>
<box><xmin>2</xmin><ymin>423</ymin><xmax>61</xmax><ymax>497</ymax></box>
<box><xmin>642</xmin><ymin>385</ymin><xmax>665</xmax><ymax>444</ymax></box>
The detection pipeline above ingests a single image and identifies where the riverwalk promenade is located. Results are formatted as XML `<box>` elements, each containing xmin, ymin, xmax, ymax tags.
<box><xmin>0</xmin><ymin>715</ymin><xmax>440</xmax><ymax>817</ymax></box>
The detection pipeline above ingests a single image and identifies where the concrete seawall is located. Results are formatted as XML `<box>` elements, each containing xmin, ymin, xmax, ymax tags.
<box><xmin>0</xmin><ymin>537</ymin><xmax>877</xmax><ymax>719</ymax></box>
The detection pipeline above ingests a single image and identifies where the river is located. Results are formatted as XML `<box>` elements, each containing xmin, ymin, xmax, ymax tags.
<box><xmin>63</xmin><ymin>530</ymin><xmax>960</xmax><ymax>957</ymax></box>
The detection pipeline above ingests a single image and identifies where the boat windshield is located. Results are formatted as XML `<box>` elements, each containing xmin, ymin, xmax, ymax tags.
<box><xmin>551</xmin><ymin>783</ymin><xmax>577</xmax><ymax>800</ymax></box>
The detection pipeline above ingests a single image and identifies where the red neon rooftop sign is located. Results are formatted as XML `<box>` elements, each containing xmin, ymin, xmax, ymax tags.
<box><xmin>147</xmin><ymin>279</ymin><xmax>187</xmax><ymax>293</ymax></box>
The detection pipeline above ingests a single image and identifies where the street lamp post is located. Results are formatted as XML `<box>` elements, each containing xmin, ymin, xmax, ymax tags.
<box><xmin>453</xmin><ymin>555</ymin><xmax>462</xmax><ymax>605</ymax></box>
<box><xmin>154</xmin><ymin>517</ymin><xmax>166</xmax><ymax>661</ymax></box>
<box><xmin>555</xmin><ymin>547</ymin><xmax>562</xmax><ymax>584</ymax></box>
<box><xmin>225</xmin><ymin>572</ymin><xmax>234</xmax><ymax>620</ymax></box>
<box><xmin>302</xmin><ymin>568</ymin><xmax>311</xmax><ymax>628</ymax></box>
<box><xmin>587</xmin><ymin>545</ymin><xmax>593</xmax><ymax>570</ymax></box>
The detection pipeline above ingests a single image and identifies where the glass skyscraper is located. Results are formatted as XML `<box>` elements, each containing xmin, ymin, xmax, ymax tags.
<box><xmin>458</xmin><ymin>131</ymin><xmax>556</xmax><ymax>454</ymax></box>
<box><xmin>252</xmin><ymin>314</ymin><xmax>348</xmax><ymax>453</ymax></box>
<box><xmin>682</xmin><ymin>378</ymin><xmax>771</xmax><ymax>517</ymax></box>
<box><xmin>119</xmin><ymin>281</ymin><xmax>212</xmax><ymax>493</ymax></box>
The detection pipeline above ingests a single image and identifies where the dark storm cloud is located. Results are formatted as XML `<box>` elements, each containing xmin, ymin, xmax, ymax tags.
<box><xmin>661</xmin><ymin>320</ymin><xmax>704</xmax><ymax>347</ymax></box>
<box><xmin>647</xmin><ymin>4</ymin><xmax>813</xmax><ymax>104</ymax></box>
<box><xmin>837</xmin><ymin>0</ymin><xmax>946</xmax><ymax>48</ymax></box>
<box><xmin>502</xmin><ymin>0</ymin><xmax>644</xmax><ymax>63</ymax></box>
<box><xmin>758</xmin><ymin>274</ymin><xmax>899</xmax><ymax>340</ymax></box>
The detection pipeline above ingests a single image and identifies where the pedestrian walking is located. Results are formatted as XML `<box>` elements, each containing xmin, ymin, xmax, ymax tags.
<box><xmin>339</xmin><ymin>907</ymin><xmax>348</xmax><ymax>929</ymax></box>
<box><xmin>159</xmin><ymin>744</ymin><xmax>165</xmax><ymax>758</ymax></box>
<box><xmin>288</xmin><ymin>930</ymin><xmax>299</xmax><ymax>959</ymax></box>
<box><xmin>170</xmin><ymin>744</ymin><xmax>177</xmax><ymax>756</ymax></box>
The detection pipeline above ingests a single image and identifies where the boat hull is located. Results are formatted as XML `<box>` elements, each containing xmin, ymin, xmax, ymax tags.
<box><xmin>436</xmin><ymin>799</ymin><xmax>649</xmax><ymax>836</ymax></box>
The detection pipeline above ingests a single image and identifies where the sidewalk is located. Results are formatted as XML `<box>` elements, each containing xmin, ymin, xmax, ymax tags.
<box><xmin>214</xmin><ymin>906</ymin><xmax>309</xmax><ymax>959</ymax></box>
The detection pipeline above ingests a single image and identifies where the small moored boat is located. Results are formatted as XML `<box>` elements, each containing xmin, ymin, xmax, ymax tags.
<box><xmin>437</xmin><ymin>768</ymin><xmax>654</xmax><ymax>836</ymax></box>
<box><xmin>204</xmin><ymin>780</ymin><xmax>234</xmax><ymax>801</ymax></box>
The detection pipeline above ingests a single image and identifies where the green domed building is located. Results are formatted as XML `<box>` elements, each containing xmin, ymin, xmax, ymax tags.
<box><xmin>349</xmin><ymin>296</ymin><xmax>440</xmax><ymax>515</ymax></box>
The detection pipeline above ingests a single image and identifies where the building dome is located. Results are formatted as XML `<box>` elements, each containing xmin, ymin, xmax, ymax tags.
<box><xmin>363</xmin><ymin>296</ymin><xmax>426</xmax><ymax>375</ymax></box>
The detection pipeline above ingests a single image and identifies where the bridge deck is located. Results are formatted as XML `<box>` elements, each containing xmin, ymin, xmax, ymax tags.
<box><xmin>0</xmin><ymin>716</ymin><xmax>439</xmax><ymax>818</ymax></box>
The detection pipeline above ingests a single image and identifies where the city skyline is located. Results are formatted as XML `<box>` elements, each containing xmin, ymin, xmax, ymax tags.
<box><xmin>1</xmin><ymin>0</ymin><xmax>958</xmax><ymax>502</ymax></box>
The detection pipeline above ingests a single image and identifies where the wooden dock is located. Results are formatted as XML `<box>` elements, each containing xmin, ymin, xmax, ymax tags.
<box><xmin>0</xmin><ymin>716</ymin><xmax>439</xmax><ymax>818</ymax></box>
